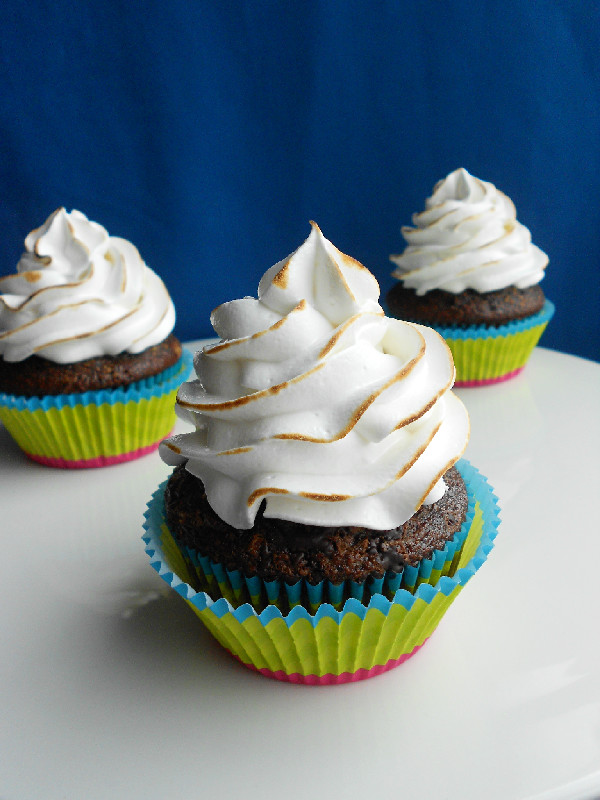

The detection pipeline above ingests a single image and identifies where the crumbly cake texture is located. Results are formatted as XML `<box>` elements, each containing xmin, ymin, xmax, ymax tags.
<box><xmin>164</xmin><ymin>464</ymin><xmax>468</xmax><ymax>585</ymax></box>
<box><xmin>0</xmin><ymin>334</ymin><xmax>182</xmax><ymax>397</ymax></box>
<box><xmin>386</xmin><ymin>283</ymin><xmax>545</xmax><ymax>328</ymax></box>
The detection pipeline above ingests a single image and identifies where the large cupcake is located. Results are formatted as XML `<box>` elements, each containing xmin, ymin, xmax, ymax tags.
<box><xmin>144</xmin><ymin>222</ymin><xmax>500</xmax><ymax>684</ymax></box>
<box><xmin>387</xmin><ymin>168</ymin><xmax>554</xmax><ymax>386</ymax></box>
<box><xmin>0</xmin><ymin>208</ymin><xmax>192</xmax><ymax>467</ymax></box>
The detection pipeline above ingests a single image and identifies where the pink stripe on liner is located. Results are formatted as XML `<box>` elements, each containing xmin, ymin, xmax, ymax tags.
<box><xmin>454</xmin><ymin>366</ymin><xmax>525</xmax><ymax>388</ymax></box>
<box><xmin>25</xmin><ymin>438</ymin><xmax>165</xmax><ymax>469</ymax></box>
<box><xmin>237</xmin><ymin>639</ymin><xmax>428</xmax><ymax>685</ymax></box>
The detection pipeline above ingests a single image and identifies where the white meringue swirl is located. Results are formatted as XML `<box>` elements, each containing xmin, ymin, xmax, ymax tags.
<box><xmin>0</xmin><ymin>208</ymin><xmax>175</xmax><ymax>363</ymax></box>
<box><xmin>160</xmin><ymin>223</ymin><xmax>469</xmax><ymax>531</ymax></box>
<box><xmin>390</xmin><ymin>168</ymin><xmax>548</xmax><ymax>295</ymax></box>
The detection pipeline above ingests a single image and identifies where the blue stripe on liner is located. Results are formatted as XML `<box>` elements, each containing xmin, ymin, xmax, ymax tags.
<box><xmin>432</xmin><ymin>299</ymin><xmax>555</xmax><ymax>341</ymax></box>
<box><xmin>284</xmin><ymin>580</ymin><xmax>303</xmax><ymax>607</ymax></box>
<box><xmin>306</xmin><ymin>580</ymin><xmax>325</xmax><ymax>609</ymax></box>
<box><xmin>264</xmin><ymin>579</ymin><xmax>282</xmax><ymax>605</ymax></box>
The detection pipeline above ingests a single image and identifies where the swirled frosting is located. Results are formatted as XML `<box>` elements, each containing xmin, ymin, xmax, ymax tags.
<box><xmin>0</xmin><ymin>208</ymin><xmax>175</xmax><ymax>363</ymax></box>
<box><xmin>390</xmin><ymin>168</ymin><xmax>548</xmax><ymax>295</ymax></box>
<box><xmin>160</xmin><ymin>222</ymin><xmax>469</xmax><ymax>531</ymax></box>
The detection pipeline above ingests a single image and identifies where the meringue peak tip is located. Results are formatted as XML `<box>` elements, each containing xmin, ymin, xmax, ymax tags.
<box><xmin>444</xmin><ymin>167</ymin><xmax>472</xmax><ymax>181</ymax></box>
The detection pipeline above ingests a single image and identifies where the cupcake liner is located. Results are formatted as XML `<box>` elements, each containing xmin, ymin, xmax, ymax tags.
<box><xmin>0</xmin><ymin>349</ymin><xmax>193</xmax><ymax>467</ymax></box>
<box><xmin>434</xmin><ymin>300</ymin><xmax>555</xmax><ymax>386</ymax></box>
<box><xmin>142</xmin><ymin>459</ymin><xmax>500</xmax><ymax>684</ymax></box>
<box><xmin>169</xmin><ymin>483</ymin><xmax>476</xmax><ymax>614</ymax></box>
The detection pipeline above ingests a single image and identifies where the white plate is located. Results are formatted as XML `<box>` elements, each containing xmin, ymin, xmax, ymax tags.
<box><xmin>2</xmin><ymin>345</ymin><xmax>600</xmax><ymax>800</ymax></box>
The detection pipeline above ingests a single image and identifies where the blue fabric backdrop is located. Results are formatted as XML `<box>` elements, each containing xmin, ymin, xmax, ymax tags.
<box><xmin>1</xmin><ymin>1</ymin><xmax>599</xmax><ymax>361</ymax></box>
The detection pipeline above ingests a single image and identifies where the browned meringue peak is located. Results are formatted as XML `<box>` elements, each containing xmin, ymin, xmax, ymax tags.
<box><xmin>161</xmin><ymin>223</ymin><xmax>469</xmax><ymax>529</ymax></box>
<box><xmin>391</xmin><ymin>168</ymin><xmax>548</xmax><ymax>295</ymax></box>
<box><xmin>0</xmin><ymin>208</ymin><xmax>175</xmax><ymax>363</ymax></box>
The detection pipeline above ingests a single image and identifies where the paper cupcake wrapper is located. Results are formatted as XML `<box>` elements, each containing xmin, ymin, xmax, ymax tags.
<box><xmin>0</xmin><ymin>349</ymin><xmax>193</xmax><ymax>467</ymax></box>
<box><xmin>143</xmin><ymin>459</ymin><xmax>500</xmax><ymax>683</ymax></box>
<box><xmin>434</xmin><ymin>299</ymin><xmax>554</xmax><ymax>386</ymax></box>
<box><xmin>169</xmin><ymin>485</ymin><xmax>476</xmax><ymax>614</ymax></box>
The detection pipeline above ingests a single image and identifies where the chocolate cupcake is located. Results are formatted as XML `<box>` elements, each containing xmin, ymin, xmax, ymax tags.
<box><xmin>0</xmin><ymin>208</ymin><xmax>192</xmax><ymax>467</ymax></box>
<box><xmin>387</xmin><ymin>284</ymin><xmax>545</xmax><ymax>329</ymax></box>
<box><xmin>388</xmin><ymin>168</ymin><xmax>554</xmax><ymax>386</ymax></box>
<box><xmin>145</xmin><ymin>223</ymin><xmax>500</xmax><ymax>683</ymax></box>
<box><xmin>164</xmin><ymin>462</ymin><xmax>468</xmax><ymax>593</ymax></box>
<box><xmin>0</xmin><ymin>333</ymin><xmax>181</xmax><ymax>397</ymax></box>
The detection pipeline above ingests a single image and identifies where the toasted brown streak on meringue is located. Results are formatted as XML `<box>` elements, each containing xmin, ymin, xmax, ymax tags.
<box><xmin>417</xmin><ymin>451</ymin><xmax>466</xmax><ymax>509</ymax></box>
<box><xmin>176</xmin><ymin>360</ymin><xmax>328</xmax><ymax>411</ymax></box>
<box><xmin>23</xmin><ymin>271</ymin><xmax>43</xmax><ymax>283</ymax></box>
<box><xmin>309</xmin><ymin>221</ymin><xmax>357</xmax><ymax>302</ymax></box>
<box><xmin>299</xmin><ymin>492</ymin><xmax>352</xmax><ymax>502</ymax></box>
<box><xmin>309</xmin><ymin>221</ymin><xmax>374</xmax><ymax>277</ymax></box>
<box><xmin>217</xmin><ymin>447</ymin><xmax>252</xmax><ymax>456</ymax></box>
<box><xmin>0</xmin><ymin>275</ymin><xmax>92</xmax><ymax>312</ymax></box>
<box><xmin>392</xmin><ymin>422</ymin><xmax>442</xmax><ymax>481</ymax></box>
<box><xmin>131</xmin><ymin>300</ymin><xmax>171</xmax><ymax>346</ymax></box>
<box><xmin>27</xmin><ymin>211</ymin><xmax>57</xmax><ymax>243</ymax></box>
<box><xmin>0</xmin><ymin>297</ymin><xmax>98</xmax><ymax>336</ymax></box>
<box><xmin>246</xmin><ymin>487</ymin><xmax>290</xmax><ymax>507</ymax></box>
<box><xmin>274</xmin><ymin>339</ymin><xmax>428</xmax><ymax>444</ymax></box>
<box><xmin>205</xmin><ymin>300</ymin><xmax>308</xmax><ymax>355</ymax></box>
<box><xmin>318</xmin><ymin>310</ymin><xmax>384</xmax><ymax>359</ymax></box>
<box><xmin>237</xmin><ymin>420</ymin><xmax>443</xmax><ymax>516</ymax></box>
<box><xmin>271</xmin><ymin>260</ymin><xmax>290</xmax><ymax>289</ymax></box>
<box><xmin>30</xmin><ymin>304</ymin><xmax>138</xmax><ymax>351</ymax></box>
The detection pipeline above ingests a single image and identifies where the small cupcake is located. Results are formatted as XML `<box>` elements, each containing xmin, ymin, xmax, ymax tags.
<box><xmin>0</xmin><ymin>208</ymin><xmax>192</xmax><ymax>467</ymax></box>
<box><xmin>387</xmin><ymin>168</ymin><xmax>554</xmax><ymax>386</ymax></box>
<box><xmin>143</xmin><ymin>222</ymin><xmax>500</xmax><ymax>684</ymax></box>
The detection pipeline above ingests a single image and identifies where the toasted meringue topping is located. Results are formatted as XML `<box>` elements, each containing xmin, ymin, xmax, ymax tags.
<box><xmin>160</xmin><ymin>223</ymin><xmax>469</xmax><ymax>530</ymax></box>
<box><xmin>390</xmin><ymin>168</ymin><xmax>548</xmax><ymax>295</ymax></box>
<box><xmin>0</xmin><ymin>208</ymin><xmax>175</xmax><ymax>363</ymax></box>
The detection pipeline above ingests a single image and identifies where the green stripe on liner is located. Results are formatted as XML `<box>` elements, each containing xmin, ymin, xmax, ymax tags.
<box><xmin>443</xmin><ymin>320</ymin><xmax>549</xmax><ymax>382</ymax></box>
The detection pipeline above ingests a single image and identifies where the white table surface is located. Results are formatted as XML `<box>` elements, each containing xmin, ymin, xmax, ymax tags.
<box><xmin>2</xmin><ymin>344</ymin><xmax>600</xmax><ymax>800</ymax></box>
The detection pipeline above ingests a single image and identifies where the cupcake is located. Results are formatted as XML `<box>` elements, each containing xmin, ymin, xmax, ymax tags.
<box><xmin>144</xmin><ymin>222</ymin><xmax>500</xmax><ymax>684</ymax></box>
<box><xmin>0</xmin><ymin>208</ymin><xmax>192</xmax><ymax>467</ymax></box>
<box><xmin>387</xmin><ymin>168</ymin><xmax>554</xmax><ymax>386</ymax></box>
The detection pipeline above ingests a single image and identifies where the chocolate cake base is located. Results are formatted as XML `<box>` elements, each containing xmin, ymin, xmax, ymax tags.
<box><xmin>164</xmin><ymin>464</ymin><xmax>468</xmax><ymax>585</ymax></box>
<box><xmin>0</xmin><ymin>334</ymin><xmax>182</xmax><ymax>397</ymax></box>
<box><xmin>386</xmin><ymin>283</ymin><xmax>545</xmax><ymax>328</ymax></box>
